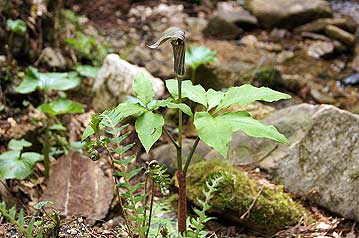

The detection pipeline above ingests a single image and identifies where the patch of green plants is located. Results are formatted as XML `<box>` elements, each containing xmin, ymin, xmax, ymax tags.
<box><xmin>15</xmin><ymin>66</ymin><xmax>84</xmax><ymax>177</ymax></box>
<box><xmin>185</xmin><ymin>46</ymin><xmax>217</xmax><ymax>84</ymax></box>
<box><xmin>66</xmin><ymin>32</ymin><xmax>110</xmax><ymax>66</ymax></box>
<box><xmin>83</xmin><ymin>27</ymin><xmax>290</xmax><ymax>236</ymax></box>
<box><xmin>0</xmin><ymin>200</ymin><xmax>59</xmax><ymax>238</ymax></box>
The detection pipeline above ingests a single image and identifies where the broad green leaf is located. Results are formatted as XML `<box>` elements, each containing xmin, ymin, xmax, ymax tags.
<box><xmin>8</xmin><ymin>139</ymin><xmax>32</xmax><ymax>151</ymax></box>
<box><xmin>15</xmin><ymin>67</ymin><xmax>81</xmax><ymax>94</ymax></box>
<box><xmin>100</xmin><ymin>103</ymin><xmax>147</xmax><ymax>129</ymax></box>
<box><xmin>221</xmin><ymin>111</ymin><xmax>288</xmax><ymax>144</ymax></box>
<box><xmin>185</xmin><ymin>46</ymin><xmax>217</xmax><ymax>70</ymax></box>
<box><xmin>38</xmin><ymin>99</ymin><xmax>84</xmax><ymax>116</ymax></box>
<box><xmin>15</xmin><ymin>67</ymin><xmax>39</xmax><ymax>93</ymax></box>
<box><xmin>0</xmin><ymin>151</ymin><xmax>42</xmax><ymax>180</ymax></box>
<box><xmin>153</xmin><ymin>99</ymin><xmax>193</xmax><ymax>117</ymax></box>
<box><xmin>194</xmin><ymin>112</ymin><xmax>233</xmax><ymax>158</ymax></box>
<box><xmin>206</xmin><ymin>89</ymin><xmax>224</xmax><ymax>111</ymax></box>
<box><xmin>166</xmin><ymin>79</ymin><xmax>207</xmax><ymax>106</ymax></box>
<box><xmin>216</xmin><ymin>84</ymin><xmax>291</xmax><ymax>112</ymax></box>
<box><xmin>135</xmin><ymin>111</ymin><xmax>164</xmax><ymax>152</ymax></box>
<box><xmin>6</xmin><ymin>19</ymin><xmax>26</xmax><ymax>34</ymax></box>
<box><xmin>75</xmin><ymin>65</ymin><xmax>98</xmax><ymax>78</ymax></box>
<box><xmin>133</xmin><ymin>73</ymin><xmax>154</xmax><ymax>106</ymax></box>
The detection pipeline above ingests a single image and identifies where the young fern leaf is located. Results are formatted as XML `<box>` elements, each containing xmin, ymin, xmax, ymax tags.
<box><xmin>0</xmin><ymin>201</ymin><xmax>43</xmax><ymax>238</ymax></box>
<box><xmin>186</xmin><ymin>175</ymin><xmax>224</xmax><ymax>238</ymax></box>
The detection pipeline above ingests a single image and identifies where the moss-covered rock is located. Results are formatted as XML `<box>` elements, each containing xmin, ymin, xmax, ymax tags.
<box><xmin>187</xmin><ymin>160</ymin><xmax>312</xmax><ymax>235</ymax></box>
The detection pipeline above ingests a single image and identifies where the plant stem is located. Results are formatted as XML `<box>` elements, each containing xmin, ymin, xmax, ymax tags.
<box><xmin>42</xmin><ymin>95</ymin><xmax>50</xmax><ymax>178</ymax></box>
<box><xmin>177</xmin><ymin>76</ymin><xmax>183</xmax><ymax>171</ymax></box>
<box><xmin>104</xmin><ymin>145</ymin><xmax>134</xmax><ymax>238</ymax></box>
<box><xmin>145</xmin><ymin>179</ymin><xmax>155</xmax><ymax>238</ymax></box>
<box><xmin>7</xmin><ymin>32</ymin><xmax>14</xmax><ymax>64</ymax></box>
<box><xmin>183</xmin><ymin>137</ymin><xmax>200</xmax><ymax>175</ymax></box>
<box><xmin>191</xmin><ymin>67</ymin><xmax>197</xmax><ymax>85</ymax></box>
<box><xmin>163</xmin><ymin>127</ymin><xmax>179</xmax><ymax>148</ymax></box>
<box><xmin>176</xmin><ymin>75</ymin><xmax>187</xmax><ymax>233</ymax></box>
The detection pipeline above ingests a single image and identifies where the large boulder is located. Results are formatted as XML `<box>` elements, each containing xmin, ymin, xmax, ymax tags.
<box><xmin>41</xmin><ymin>152</ymin><xmax>114</xmax><ymax>222</ymax></box>
<box><xmin>92</xmin><ymin>54</ymin><xmax>165</xmax><ymax>111</ymax></box>
<box><xmin>220</xmin><ymin>104</ymin><xmax>359</xmax><ymax>221</ymax></box>
<box><xmin>187</xmin><ymin>160</ymin><xmax>311</xmax><ymax>235</ymax></box>
<box><xmin>244</xmin><ymin>0</ymin><xmax>332</xmax><ymax>29</ymax></box>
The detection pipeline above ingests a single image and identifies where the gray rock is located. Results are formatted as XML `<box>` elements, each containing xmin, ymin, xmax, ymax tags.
<box><xmin>217</xmin><ymin>1</ymin><xmax>257</xmax><ymax>26</ymax></box>
<box><xmin>244</xmin><ymin>0</ymin><xmax>332</xmax><ymax>29</ymax></box>
<box><xmin>277</xmin><ymin>105</ymin><xmax>359</xmax><ymax>221</ymax></box>
<box><xmin>41</xmin><ymin>152</ymin><xmax>114</xmax><ymax>222</ymax></box>
<box><xmin>220</xmin><ymin>104</ymin><xmax>359</xmax><ymax>221</ymax></box>
<box><xmin>294</xmin><ymin>18</ymin><xmax>358</xmax><ymax>34</ymax></box>
<box><xmin>92</xmin><ymin>54</ymin><xmax>165</xmax><ymax>111</ymax></box>
<box><xmin>324</xmin><ymin>25</ymin><xmax>356</xmax><ymax>46</ymax></box>
<box><xmin>202</xmin><ymin>16</ymin><xmax>242</xmax><ymax>40</ymax></box>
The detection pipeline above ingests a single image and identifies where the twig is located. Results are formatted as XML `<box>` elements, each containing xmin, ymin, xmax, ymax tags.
<box><xmin>163</xmin><ymin>127</ymin><xmax>179</xmax><ymax>148</ymax></box>
<box><xmin>240</xmin><ymin>185</ymin><xmax>264</xmax><ymax>219</ymax></box>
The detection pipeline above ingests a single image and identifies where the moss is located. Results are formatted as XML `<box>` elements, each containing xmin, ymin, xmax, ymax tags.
<box><xmin>187</xmin><ymin>160</ymin><xmax>312</xmax><ymax>235</ymax></box>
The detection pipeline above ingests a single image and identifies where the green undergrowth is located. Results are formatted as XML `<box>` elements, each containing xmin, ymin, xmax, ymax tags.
<box><xmin>186</xmin><ymin>160</ymin><xmax>312</xmax><ymax>235</ymax></box>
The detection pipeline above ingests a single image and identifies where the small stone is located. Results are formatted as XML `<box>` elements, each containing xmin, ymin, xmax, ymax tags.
<box><xmin>307</xmin><ymin>41</ymin><xmax>335</xmax><ymax>59</ymax></box>
<box><xmin>217</xmin><ymin>1</ymin><xmax>258</xmax><ymax>26</ymax></box>
<box><xmin>294</xmin><ymin>18</ymin><xmax>357</xmax><ymax>33</ymax></box>
<box><xmin>203</xmin><ymin>16</ymin><xmax>242</xmax><ymax>40</ymax></box>
<box><xmin>324</xmin><ymin>25</ymin><xmax>356</xmax><ymax>46</ymax></box>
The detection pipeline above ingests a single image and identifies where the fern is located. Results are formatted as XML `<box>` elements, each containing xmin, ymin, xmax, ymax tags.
<box><xmin>186</xmin><ymin>175</ymin><xmax>224</xmax><ymax>238</ymax></box>
<box><xmin>83</xmin><ymin>112</ymin><xmax>171</xmax><ymax>238</ymax></box>
<box><xmin>0</xmin><ymin>201</ymin><xmax>43</xmax><ymax>238</ymax></box>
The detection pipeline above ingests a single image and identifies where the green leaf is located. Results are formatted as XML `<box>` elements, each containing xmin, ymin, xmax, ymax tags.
<box><xmin>75</xmin><ymin>65</ymin><xmax>98</xmax><ymax>78</ymax></box>
<box><xmin>135</xmin><ymin>111</ymin><xmax>164</xmax><ymax>152</ymax></box>
<box><xmin>133</xmin><ymin>73</ymin><xmax>154</xmax><ymax>106</ymax></box>
<box><xmin>216</xmin><ymin>84</ymin><xmax>291</xmax><ymax>112</ymax></box>
<box><xmin>6</xmin><ymin>19</ymin><xmax>27</xmax><ymax>34</ymax></box>
<box><xmin>15</xmin><ymin>67</ymin><xmax>81</xmax><ymax>94</ymax></box>
<box><xmin>194</xmin><ymin>112</ymin><xmax>233</xmax><ymax>158</ymax></box>
<box><xmin>38</xmin><ymin>99</ymin><xmax>84</xmax><ymax>116</ymax></box>
<box><xmin>49</xmin><ymin>123</ymin><xmax>67</xmax><ymax>131</ymax></box>
<box><xmin>166</xmin><ymin>79</ymin><xmax>207</xmax><ymax>106</ymax></box>
<box><xmin>153</xmin><ymin>99</ymin><xmax>193</xmax><ymax>117</ymax></box>
<box><xmin>8</xmin><ymin>139</ymin><xmax>32</xmax><ymax>151</ymax></box>
<box><xmin>82</xmin><ymin>126</ymin><xmax>95</xmax><ymax>141</ymax></box>
<box><xmin>0</xmin><ymin>151</ymin><xmax>42</xmax><ymax>180</ymax></box>
<box><xmin>185</xmin><ymin>46</ymin><xmax>217</xmax><ymax>70</ymax></box>
<box><xmin>206</xmin><ymin>89</ymin><xmax>224</xmax><ymax>111</ymax></box>
<box><xmin>221</xmin><ymin>111</ymin><xmax>288</xmax><ymax>144</ymax></box>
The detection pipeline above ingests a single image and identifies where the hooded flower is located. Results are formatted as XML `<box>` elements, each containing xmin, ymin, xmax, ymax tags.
<box><xmin>148</xmin><ymin>27</ymin><xmax>186</xmax><ymax>77</ymax></box>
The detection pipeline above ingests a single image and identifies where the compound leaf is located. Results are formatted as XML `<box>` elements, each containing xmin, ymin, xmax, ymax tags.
<box><xmin>38</xmin><ymin>99</ymin><xmax>84</xmax><ymax>116</ymax></box>
<box><xmin>185</xmin><ymin>46</ymin><xmax>217</xmax><ymax>70</ymax></box>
